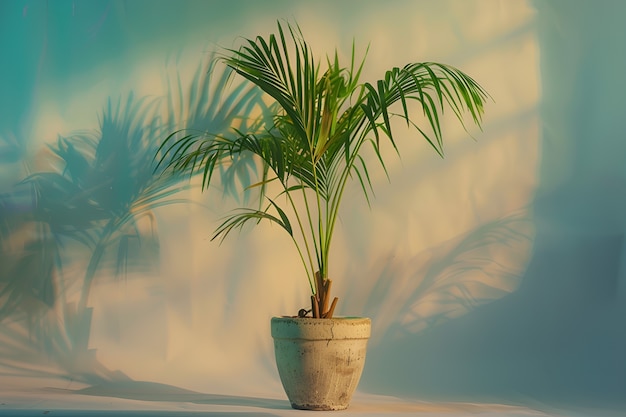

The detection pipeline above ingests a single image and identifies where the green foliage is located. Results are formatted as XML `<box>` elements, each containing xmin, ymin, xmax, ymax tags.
<box><xmin>156</xmin><ymin>21</ymin><xmax>489</xmax><ymax>310</ymax></box>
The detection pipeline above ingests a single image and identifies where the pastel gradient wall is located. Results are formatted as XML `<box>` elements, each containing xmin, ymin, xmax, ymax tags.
<box><xmin>0</xmin><ymin>0</ymin><xmax>623</xmax><ymax>412</ymax></box>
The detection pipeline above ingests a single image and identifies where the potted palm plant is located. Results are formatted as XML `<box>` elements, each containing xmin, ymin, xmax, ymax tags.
<box><xmin>155</xmin><ymin>21</ymin><xmax>488</xmax><ymax>410</ymax></box>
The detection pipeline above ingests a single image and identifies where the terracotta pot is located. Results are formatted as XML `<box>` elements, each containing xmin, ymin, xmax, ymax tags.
<box><xmin>270</xmin><ymin>316</ymin><xmax>371</xmax><ymax>410</ymax></box>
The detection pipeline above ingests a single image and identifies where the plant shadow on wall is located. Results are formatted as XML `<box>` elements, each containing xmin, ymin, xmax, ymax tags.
<box><xmin>354</xmin><ymin>208</ymin><xmax>535</xmax><ymax>399</ymax></box>
<box><xmin>0</xmin><ymin>59</ymin><xmax>263</xmax><ymax>385</ymax></box>
<box><xmin>346</xmin><ymin>209</ymin><xmax>534</xmax><ymax>340</ymax></box>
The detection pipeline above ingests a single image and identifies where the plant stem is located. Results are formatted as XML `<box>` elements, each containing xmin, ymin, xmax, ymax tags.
<box><xmin>284</xmin><ymin>180</ymin><xmax>317</xmax><ymax>294</ymax></box>
<box><xmin>311</xmin><ymin>156</ymin><xmax>326</xmax><ymax>280</ymax></box>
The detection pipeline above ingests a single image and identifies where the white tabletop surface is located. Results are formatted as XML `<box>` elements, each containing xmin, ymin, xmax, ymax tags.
<box><xmin>2</xmin><ymin>382</ymin><xmax>617</xmax><ymax>417</ymax></box>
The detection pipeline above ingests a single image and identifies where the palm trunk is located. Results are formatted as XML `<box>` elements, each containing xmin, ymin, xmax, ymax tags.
<box><xmin>311</xmin><ymin>271</ymin><xmax>339</xmax><ymax>318</ymax></box>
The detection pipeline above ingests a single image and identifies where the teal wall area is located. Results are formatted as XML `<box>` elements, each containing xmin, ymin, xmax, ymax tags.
<box><xmin>0</xmin><ymin>0</ymin><xmax>624</xmax><ymax>414</ymax></box>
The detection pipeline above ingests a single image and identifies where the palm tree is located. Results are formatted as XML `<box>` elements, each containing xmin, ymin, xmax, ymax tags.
<box><xmin>156</xmin><ymin>20</ymin><xmax>490</xmax><ymax>318</ymax></box>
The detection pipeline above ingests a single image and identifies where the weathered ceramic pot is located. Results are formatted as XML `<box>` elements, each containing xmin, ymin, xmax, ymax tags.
<box><xmin>270</xmin><ymin>316</ymin><xmax>371</xmax><ymax>411</ymax></box>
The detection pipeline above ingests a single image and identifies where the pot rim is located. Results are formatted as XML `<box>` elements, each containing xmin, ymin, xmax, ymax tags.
<box><xmin>271</xmin><ymin>316</ymin><xmax>371</xmax><ymax>340</ymax></box>
<box><xmin>273</xmin><ymin>315</ymin><xmax>370</xmax><ymax>320</ymax></box>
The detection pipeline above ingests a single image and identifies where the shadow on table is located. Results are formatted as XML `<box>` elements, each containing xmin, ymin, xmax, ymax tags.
<box><xmin>7</xmin><ymin>412</ymin><xmax>279</xmax><ymax>417</ymax></box>
<box><xmin>64</xmin><ymin>380</ymin><xmax>290</xmax><ymax>414</ymax></box>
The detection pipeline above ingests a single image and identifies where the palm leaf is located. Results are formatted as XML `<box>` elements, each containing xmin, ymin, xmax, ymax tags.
<box><xmin>212</xmin><ymin>202</ymin><xmax>293</xmax><ymax>243</ymax></box>
<box><xmin>155</xmin><ymin>20</ymin><xmax>490</xmax><ymax>312</ymax></box>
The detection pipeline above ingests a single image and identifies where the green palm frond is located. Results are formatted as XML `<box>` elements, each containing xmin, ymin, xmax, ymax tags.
<box><xmin>212</xmin><ymin>197</ymin><xmax>293</xmax><ymax>243</ymax></box>
<box><xmin>156</xmin><ymin>20</ymin><xmax>489</xmax><ymax>316</ymax></box>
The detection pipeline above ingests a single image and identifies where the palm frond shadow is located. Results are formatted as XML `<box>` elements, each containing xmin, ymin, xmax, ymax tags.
<box><xmin>0</xmin><ymin>189</ymin><xmax>57</xmax><ymax>321</ymax></box>
<box><xmin>159</xmin><ymin>56</ymin><xmax>268</xmax><ymax>205</ymax></box>
<box><xmin>0</xmin><ymin>57</ymin><xmax>265</xmax><ymax>384</ymax></box>
<box><xmin>347</xmin><ymin>209</ymin><xmax>534</xmax><ymax>342</ymax></box>
<box><xmin>25</xmin><ymin>94</ymin><xmax>177</xmax><ymax>312</ymax></box>
<box><xmin>0</xmin><ymin>125</ymin><xmax>61</xmax><ymax>324</ymax></box>
<box><xmin>0</xmin><ymin>129</ymin><xmax>29</xmax><ymax>168</ymax></box>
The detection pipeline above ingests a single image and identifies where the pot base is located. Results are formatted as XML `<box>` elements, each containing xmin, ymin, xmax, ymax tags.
<box><xmin>291</xmin><ymin>403</ymin><xmax>348</xmax><ymax>411</ymax></box>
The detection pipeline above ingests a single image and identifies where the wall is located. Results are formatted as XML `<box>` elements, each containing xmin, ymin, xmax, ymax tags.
<box><xmin>1</xmin><ymin>0</ymin><xmax>621</xmax><ymax>413</ymax></box>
